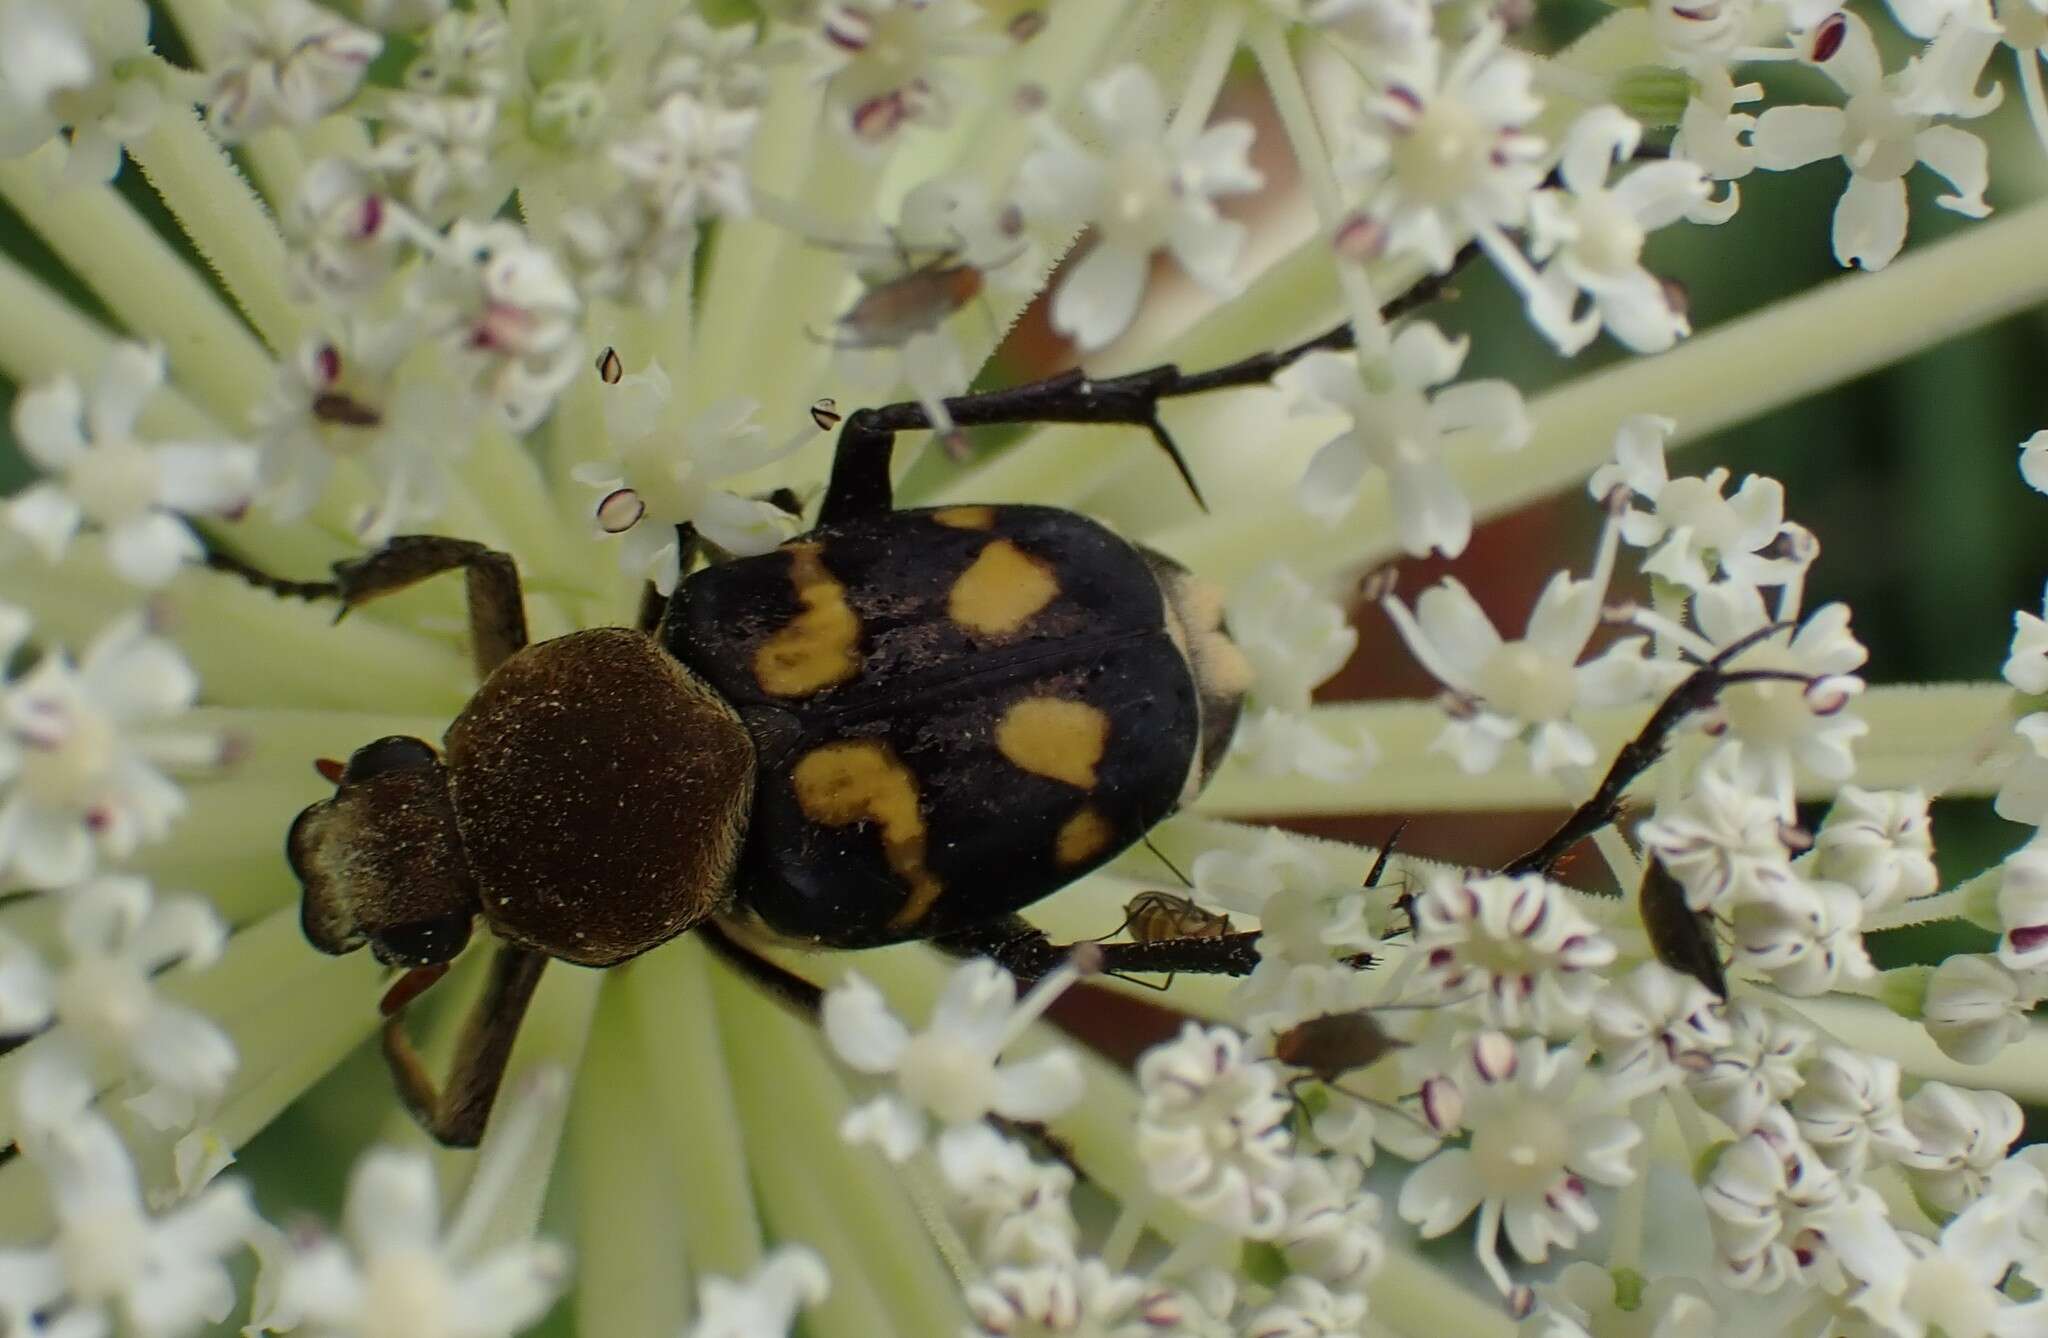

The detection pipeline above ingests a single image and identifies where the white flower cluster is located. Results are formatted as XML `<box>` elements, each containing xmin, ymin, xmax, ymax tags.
<box><xmin>822</xmin><ymin>961</ymin><xmax>1391</xmax><ymax>1337</ymax></box>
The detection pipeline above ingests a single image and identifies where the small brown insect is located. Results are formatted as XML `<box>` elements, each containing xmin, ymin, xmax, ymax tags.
<box><xmin>1640</xmin><ymin>857</ymin><xmax>1727</xmax><ymax>999</ymax></box>
<box><xmin>1273</xmin><ymin>1008</ymin><xmax>1406</xmax><ymax>1085</ymax></box>
<box><xmin>1122</xmin><ymin>889</ymin><xmax>1233</xmax><ymax>943</ymax></box>
<box><xmin>828</xmin><ymin>251</ymin><xmax>986</xmax><ymax>348</ymax></box>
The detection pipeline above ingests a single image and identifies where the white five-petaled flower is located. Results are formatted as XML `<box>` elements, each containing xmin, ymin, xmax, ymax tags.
<box><xmin>823</xmin><ymin>958</ymin><xmax>1086</xmax><ymax>1162</ymax></box>
<box><xmin>610</xmin><ymin>91</ymin><xmax>759</xmax><ymax>230</ymax></box>
<box><xmin>266</xmin><ymin>1074</ymin><xmax>571</xmax><ymax>1338</ymax></box>
<box><xmin>813</xmin><ymin>0</ymin><xmax>1001</xmax><ymax>143</ymax></box>
<box><xmin>285</xmin><ymin>158</ymin><xmax>422</xmax><ymax>304</ymax></box>
<box><xmin>0</xmin><ymin>610</ymin><xmax>216</xmax><ymax>889</ymax></box>
<box><xmin>1920</xmin><ymin>952</ymin><xmax>2036</xmax><ymax>1064</ymax></box>
<box><xmin>1411</xmin><ymin>871</ymin><xmax>1619</xmax><ymax>1032</ymax></box>
<box><xmin>1587</xmin><ymin>960</ymin><xmax>1732</xmax><ymax>1087</ymax></box>
<box><xmin>1336</xmin><ymin>24</ymin><xmax>1547</xmax><ymax>275</ymax></box>
<box><xmin>2023</xmin><ymin>429</ymin><xmax>2048</xmax><ymax>497</ymax></box>
<box><xmin>934</xmin><ymin>1123</ymin><xmax>1081</xmax><ymax>1267</ymax></box>
<box><xmin>1995</xmin><ymin>841</ymin><xmax>2048</xmax><ymax>971</ymax></box>
<box><xmin>0</xmin><ymin>0</ymin><xmax>164</xmax><ymax>183</ymax></box>
<box><xmin>0</xmin><ymin>1054</ymin><xmax>257</xmax><ymax>1338</ymax></box>
<box><xmin>206</xmin><ymin>0</ymin><xmax>380</xmax><ymax>142</ymax></box>
<box><xmin>1226</xmin><ymin>563</ymin><xmax>1359</xmax><ymax>716</ymax></box>
<box><xmin>1134</xmin><ymin>1022</ymin><xmax>1296</xmax><ymax>1238</ymax></box>
<box><xmin>2005</xmin><ymin>575</ymin><xmax>2048</xmax><ymax>691</ymax></box>
<box><xmin>1808</xmin><ymin>786</ymin><xmax>1938</xmax><ymax>911</ymax></box>
<box><xmin>1519</xmin><ymin>106</ymin><xmax>1718</xmax><ymax>355</ymax></box>
<box><xmin>1381</xmin><ymin>500</ymin><xmax>1677</xmax><ymax>774</ymax></box>
<box><xmin>9</xmin><ymin>343</ymin><xmax>258</xmax><ymax>588</ymax></box>
<box><xmin>575</xmin><ymin>361</ymin><xmax>811</xmax><ymax>593</ymax></box>
<box><xmin>684</xmin><ymin>1247</ymin><xmax>831</xmax><ymax>1338</ymax></box>
<box><xmin>416</xmin><ymin>221</ymin><xmax>583</xmax><ymax>434</ymax></box>
<box><xmin>0</xmin><ymin>874</ymin><xmax>236</xmax><ymax>1130</ymax></box>
<box><xmin>964</xmin><ymin>1257</ymin><xmax>1165</xmax><ymax>1338</ymax></box>
<box><xmin>1637</xmin><ymin>752</ymin><xmax>1804</xmax><ymax>913</ymax></box>
<box><xmin>1830</xmin><ymin>1173</ymin><xmax>2048</xmax><ymax>1338</ymax></box>
<box><xmin>1897</xmin><ymin>1081</ymin><xmax>2024</xmax><ymax>1217</ymax></box>
<box><xmin>1725</xmin><ymin>870</ymin><xmax>1876</xmax><ymax>995</ymax></box>
<box><xmin>250</xmin><ymin>319</ymin><xmax>470</xmax><ymax>544</ymax></box>
<box><xmin>1275</xmin><ymin>1153</ymin><xmax>1385</xmax><ymax>1292</ymax></box>
<box><xmin>367</xmin><ymin>92</ymin><xmax>500</xmax><ymax>222</ymax></box>
<box><xmin>1687</xmin><ymin>1001</ymin><xmax>1815</xmax><ymax>1134</ymax></box>
<box><xmin>1016</xmin><ymin>63</ymin><xmax>1264</xmax><ymax>351</ymax></box>
<box><xmin>1788</xmin><ymin>1046</ymin><xmax>1915</xmax><ymax>1176</ymax></box>
<box><xmin>648</xmin><ymin>14</ymin><xmax>776</xmax><ymax>112</ymax></box>
<box><xmin>1588</xmin><ymin>414</ymin><xmax>1795</xmax><ymax>591</ymax></box>
<box><xmin>1399</xmin><ymin>1032</ymin><xmax>1641</xmax><ymax>1298</ymax></box>
<box><xmin>1634</xmin><ymin>579</ymin><xmax>1870</xmax><ymax>818</ymax></box>
<box><xmin>1751</xmin><ymin>13</ymin><xmax>1991</xmax><ymax>270</ymax></box>
<box><xmin>1276</xmin><ymin>323</ymin><xmax>1529</xmax><ymax>554</ymax></box>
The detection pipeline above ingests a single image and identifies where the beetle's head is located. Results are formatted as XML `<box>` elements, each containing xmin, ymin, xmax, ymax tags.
<box><xmin>288</xmin><ymin>735</ymin><xmax>480</xmax><ymax>968</ymax></box>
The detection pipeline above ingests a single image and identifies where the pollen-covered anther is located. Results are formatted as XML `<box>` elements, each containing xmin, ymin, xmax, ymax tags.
<box><xmin>1471</xmin><ymin>1030</ymin><xmax>1518</xmax><ymax>1081</ymax></box>
<box><xmin>1421</xmin><ymin>1076</ymin><xmax>1464</xmax><ymax>1132</ymax></box>
<box><xmin>596</xmin><ymin>347</ymin><xmax>623</xmax><ymax>384</ymax></box>
<box><xmin>595</xmin><ymin>488</ymin><xmax>646</xmax><ymax>534</ymax></box>
<box><xmin>853</xmin><ymin>91</ymin><xmax>909</xmax><ymax>140</ymax></box>
<box><xmin>1332</xmin><ymin>211</ymin><xmax>1385</xmax><ymax>262</ymax></box>
<box><xmin>1809</xmin><ymin>12</ymin><xmax>1849</xmax><ymax>61</ymax></box>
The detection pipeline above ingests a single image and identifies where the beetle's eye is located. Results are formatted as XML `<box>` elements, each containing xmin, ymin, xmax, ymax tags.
<box><xmin>372</xmin><ymin>913</ymin><xmax>474</xmax><ymax>968</ymax></box>
<box><xmin>345</xmin><ymin>735</ymin><xmax>440</xmax><ymax>782</ymax></box>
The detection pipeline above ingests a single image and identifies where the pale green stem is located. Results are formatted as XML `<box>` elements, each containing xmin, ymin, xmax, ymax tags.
<box><xmin>1606</xmin><ymin>1096</ymin><xmax>1655</xmax><ymax>1275</ymax></box>
<box><xmin>0</xmin><ymin>254</ymin><xmax>218</xmax><ymax>436</ymax></box>
<box><xmin>0</xmin><ymin>146</ymin><xmax>274</xmax><ymax>426</ymax></box>
<box><xmin>1368</xmin><ymin>1236</ymin><xmax>1519</xmax><ymax>1338</ymax></box>
<box><xmin>1246</xmin><ymin>20</ymin><xmax>1386</xmax><ymax>356</ymax></box>
<box><xmin>1099</xmin><ymin>1185</ymin><xmax>1157</xmax><ymax>1272</ymax></box>
<box><xmin>1790</xmin><ymin>991</ymin><xmax>2048</xmax><ymax>1104</ymax></box>
<box><xmin>126</xmin><ymin>108</ymin><xmax>300</xmax><ymax>353</ymax></box>
<box><xmin>625</xmin><ymin>938</ymin><xmax>766</xmax><ymax>1284</ymax></box>
<box><xmin>1862</xmin><ymin>883</ymin><xmax>1983</xmax><ymax>934</ymax></box>
<box><xmin>571</xmin><ymin>978</ymin><xmax>693</xmax><ymax>1338</ymax></box>
<box><xmin>1160</xmin><ymin>197</ymin><xmax>2048</xmax><ymax>583</ymax></box>
<box><xmin>1191</xmin><ymin>683</ymin><xmax>2013</xmax><ymax>816</ymax></box>
<box><xmin>687</xmin><ymin>63</ymin><xmax>836</xmax><ymax>411</ymax></box>
<box><xmin>709</xmin><ymin>961</ymin><xmax>969</xmax><ymax>1338</ymax></box>
<box><xmin>1168</xmin><ymin>7</ymin><xmax>1247</xmax><ymax>144</ymax></box>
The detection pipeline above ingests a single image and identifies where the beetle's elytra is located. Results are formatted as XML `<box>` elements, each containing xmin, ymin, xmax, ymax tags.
<box><xmin>279</xmin><ymin>466</ymin><xmax>1251</xmax><ymax>1145</ymax></box>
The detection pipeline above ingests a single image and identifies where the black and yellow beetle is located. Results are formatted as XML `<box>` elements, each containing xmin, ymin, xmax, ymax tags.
<box><xmin>273</xmin><ymin>392</ymin><xmax>1253</xmax><ymax>1146</ymax></box>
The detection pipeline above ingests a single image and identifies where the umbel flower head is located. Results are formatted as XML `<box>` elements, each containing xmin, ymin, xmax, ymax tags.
<box><xmin>0</xmin><ymin>1</ymin><xmax>2046</xmax><ymax>1338</ymax></box>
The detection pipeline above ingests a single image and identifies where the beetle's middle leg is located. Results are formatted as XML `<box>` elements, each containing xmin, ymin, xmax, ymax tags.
<box><xmin>208</xmin><ymin>535</ymin><xmax>528</xmax><ymax>679</ymax></box>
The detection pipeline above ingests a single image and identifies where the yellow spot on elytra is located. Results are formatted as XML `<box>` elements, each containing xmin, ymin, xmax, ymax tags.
<box><xmin>1056</xmin><ymin>807</ymin><xmax>1113</xmax><ymax>866</ymax></box>
<box><xmin>932</xmin><ymin>505</ymin><xmax>996</xmax><ymax>529</ymax></box>
<box><xmin>997</xmin><ymin>697</ymin><xmax>1109</xmax><ymax>789</ymax></box>
<box><xmin>754</xmin><ymin>543</ymin><xmax>861</xmax><ymax>697</ymax></box>
<box><xmin>792</xmin><ymin>740</ymin><xmax>943</xmax><ymax>928</ymax></box>
<box><xmin>949</xmin><ymin>539</ymin><xmax>1057</xmax><ymax>636</ymax></box>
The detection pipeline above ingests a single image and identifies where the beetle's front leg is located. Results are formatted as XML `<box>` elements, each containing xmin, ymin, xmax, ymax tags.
<box><xmin>209</xmin><ymin>535</ymin><xmax>529</xmax><ymax>679</ymax></box>
<box><xmin>381</xmin><ymin>941</ymin><xmax>549</xmax><ymax>1148</ymax></box>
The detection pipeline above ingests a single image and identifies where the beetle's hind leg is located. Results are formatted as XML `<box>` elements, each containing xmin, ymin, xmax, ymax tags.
<box><xmin>381</xmin><ymin>941</ymin><xmax>549</xmax><ymax>1148</ymax></box>
<box><xmin>207</xmin><ymin>534</ymin><xmax>529</xmax><ymax>679</ymax></box>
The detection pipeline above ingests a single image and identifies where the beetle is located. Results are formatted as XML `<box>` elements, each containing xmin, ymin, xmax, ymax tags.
<box><xmin>277</xmin><ymin>405</ymin><xmax>1253</xmax><ymax>1146</ymax></box>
